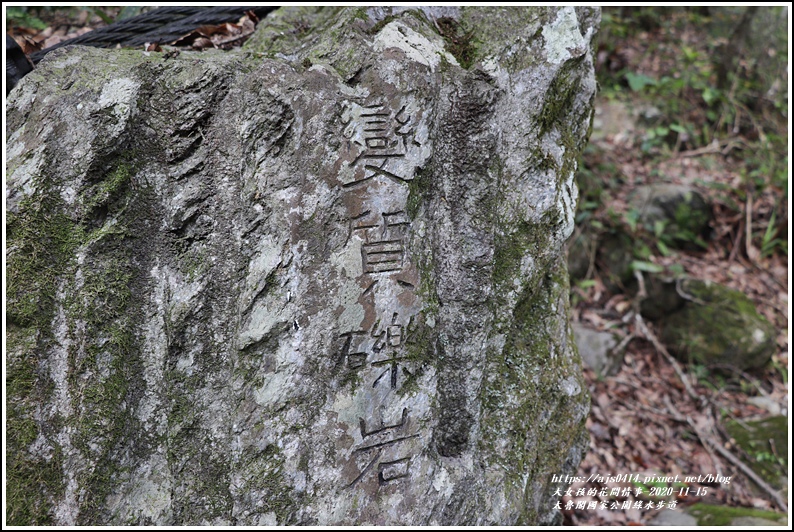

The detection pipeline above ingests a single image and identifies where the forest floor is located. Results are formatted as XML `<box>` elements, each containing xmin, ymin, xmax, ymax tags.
<box><xmin>565</xmin><ymin>130</ymin><xmax>788</xmax><ymax>526</ymax></box>
<box><xmin>7</xmin><ymin>6</ymin><xmax>126</xmax><ymax>51</ymax></box>
<box><xmin>564</xmin><ymin>8</ymin><xmax>789</xmax><ymax>526</ymax></box>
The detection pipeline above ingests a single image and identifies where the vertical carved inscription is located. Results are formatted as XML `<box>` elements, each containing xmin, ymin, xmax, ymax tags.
<box><xmin>333</xmin><ymin>96</ymin><xmax>426</xmax><ymax>489</ymax></box>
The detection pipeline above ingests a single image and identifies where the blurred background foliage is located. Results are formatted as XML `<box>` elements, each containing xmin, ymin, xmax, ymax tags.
<box><xmin>580</xmin><ymin>6</ymin><xmax>788</xmax><ymax>260</ymax></box>
<box><xmin>567</xmin><ymin>9</ymin><xmax>788</xmax><ymax>524</ymax></box>
<box><xmin>6</xmin><ymin>5</ymin><xmax>144</xmax><ymax>29</ymax></box>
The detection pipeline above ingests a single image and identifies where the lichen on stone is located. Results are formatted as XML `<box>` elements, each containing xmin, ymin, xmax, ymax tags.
<box><xmin>6</xmin><ymin>6</ymin><xmax>599</xmax><ymax>525</ymax></box>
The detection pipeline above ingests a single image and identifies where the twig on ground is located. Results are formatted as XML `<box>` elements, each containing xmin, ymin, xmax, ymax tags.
<box><xmin>676</xmin><ymin>139</ymin><xmax>721</xmax><ymax>158</ymax></box>
<box><xmin>612</xmin><ymin>378</ymin><xmax>643</xmax><ymax>391</ymax></box>
<box><xmin>675</xmin><ymin>278</ymin><xmax>707</xmax><ymax>305</ymax></box>
<box><xmin>676</xmin><ymin>137</ymin><xmax>743</xmax><ymax>158</ymax></box>
<box><xmin>634</xmin><ymin>402</ymin><xmax>683</xmax><ymax>421</ymax></box>
<box><xmin>707</xmin><ymin>435</ymin><xmax>788</xmax><ymax>512</ymax></box>
<box><xmin>635</xmin><ymin>313</ymin><xmax>701</xmax><ymax>404</ymax></box>
<box><xmin>612</xmin><ymin>333</ymin><xmax>635</xmax><ymax>358</ymax></box>
<box><xmin>662</xmin><ymin>393</ymin><xmax>788</xmax><ymax>513</ymax></box>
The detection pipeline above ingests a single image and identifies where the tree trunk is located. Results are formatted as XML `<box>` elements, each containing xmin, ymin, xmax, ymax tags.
<box><xmin>715</xmin><ymin>7</ymin><xmax>759</xmax><ymax>90</ymax></box>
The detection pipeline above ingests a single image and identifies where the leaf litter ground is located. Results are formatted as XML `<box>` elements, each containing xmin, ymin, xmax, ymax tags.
<box><xmin>566</xmin><ymin>9</ymin><xmax>788</xmax><ymax>525</ymax></box>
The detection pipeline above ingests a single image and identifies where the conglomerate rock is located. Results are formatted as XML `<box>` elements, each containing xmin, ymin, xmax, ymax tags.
<box><xmin>6</xmin><ymin>6</ymin><xmax>598</xmax><ymax>525</ymax></box>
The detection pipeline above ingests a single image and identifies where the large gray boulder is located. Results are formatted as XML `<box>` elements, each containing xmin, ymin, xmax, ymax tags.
<box><xmin>6</xmin><ymin>6</ymin><xmax>598</xmax><ymax>525</ymax></box>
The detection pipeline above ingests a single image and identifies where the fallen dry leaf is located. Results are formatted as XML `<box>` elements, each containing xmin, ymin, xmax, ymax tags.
<box><xmin>171</xmin><ymin>12</ymin><xmax>259</xmax><ymax>51</ymax></box>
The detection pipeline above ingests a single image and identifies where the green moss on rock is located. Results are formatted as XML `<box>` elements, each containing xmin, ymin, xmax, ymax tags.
<box><xmin>483</xmin><ymin>256</ymin><xmax>588</xmax><ymax>516</ymax></box>
<box><xmin>7</xmin><ymin>189</ymin><xmax>82</xmax><ymax>328</ymax></box>
<box><xmin>6</xmin><ymin>178</ymin><xmax>79</xmax><ymax>524</ymax></box>
<box><xmin>492</xmin><ymin>209</ymin><xmax>563</xmax><ymax>303</ymax></box>
<box><xmin>6</xmin><ymin>327</ymin><xmax>64</xmax><ymax>525</ymax></box>
<box><xmin>64</xmin><ymin>209</ymin><xmax>146</xmax><ymax>524</ymax></box>
<box><xmin>460</xmin><ymin>7</ymin><xmax>551</xmax><ymax>73</ymax></box>
<box><xmin>688</xmin><ymin>503</ymin><xmax>787</xmax><ymax>526</ymax></box>
<box><xmin>406</xmin><ymin>165</ymin><xmax>433</xmax><ymax>219</ymax></box>
<box><xmin>435</xmin><ymin>17</ymin><xmax>480</xmax><ymax>69</ymax></box>
<box><xmin>538</xmin><ymin>56</ymin><xmax>586</xmax><ymax>137</ymax></box>
<box><xmin>239</xmin><ymin>444</ymin><xmax>300</xmax><ymax>524</ymax></box>
<box><xmin>724</xmin><ymin>416</ymin><xmax>788</xmax><ymax>489</ymax></box>
<box><xmin>7</xmin><ymin>142</ymin><xmax>150</xmax><ymax>524</ymax></box>
<box><xmin>660</xmin><ymin>280</ymin><xmax>776</xmax><ymax>370</ymax></box>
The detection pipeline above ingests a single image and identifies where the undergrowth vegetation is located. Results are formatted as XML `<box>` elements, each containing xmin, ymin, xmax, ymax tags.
<box><xmin>580</xmin><ymin>6</ymin><xmax>788</xmax><ymax>265</ymax></box>
<box><xmin>566</xmin><ymin>7</ymin><xmax>789</xmax><ymax>526</ymax></box>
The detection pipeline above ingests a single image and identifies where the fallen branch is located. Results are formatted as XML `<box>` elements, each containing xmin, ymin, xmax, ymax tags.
<box><xmin>612</xmin><ymin>332</ymin><xmax>635</xmax><ymax>358</ymax></box>
<box><xmin>676</xmin><ymin>139</ymin><xmax>721</xmax><ymax>158</ymax></box>
<box><xmin>675</xmin><ymin>278</ymin><xmax>708</xmax><ymax>306</ymax></box>
<box><xmin>706</xmin><ymin>432</ymin><xmax>788</xmax><ymax>513</ymax></box>
<box><xmin>663</xmin><ymin>389</ymin><xmax>788</xmax><ymax>513</ymax></box>
<box><xmin>676</xmin><ymin>137</ymin><xmax>744</xmax><ymax>158</ymax></box>
<box><xmin>634</xmin><ymin>311</ymin><xmax>700</xmax><ymax>404</ymax></box>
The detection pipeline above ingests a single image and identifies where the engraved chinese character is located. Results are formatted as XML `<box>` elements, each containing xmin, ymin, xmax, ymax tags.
<box><xmin>339</xmin><ymin>314</ymin><xmax>417</xmax><ymax>389</ymax></box>
<box><xmin>370</xmin><ymin>313</ymin><xmax>413</xmax><ymax>389</ymax></box>
<box><xmin>345</xmin><ymin>408</ymin><xmax>418</xmax><ymax>489</ymax></box>
<box><xmin>351</xmin><ymin>210</ymin><xmax>410</xmax><ymax>274</ymax></box>
<box><xmin>339</xmin><ymin>101</ymin><xmax>416</xmax><ymax>189</ymax></box>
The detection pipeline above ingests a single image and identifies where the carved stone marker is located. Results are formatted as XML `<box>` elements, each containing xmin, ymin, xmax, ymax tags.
<box><xmin>6</xmin><ymin>6</ymin><xmax>598</xmax><ymax>525</ymax></box>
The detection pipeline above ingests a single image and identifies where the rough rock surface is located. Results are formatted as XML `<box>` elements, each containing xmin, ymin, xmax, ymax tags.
<box><xmin>639</xmin><ymin>273</ymin><xmax>687</xmax><ymax>320</ymax></box>
<box><xmin>6</xmin><ymin>6</ymin><xmax>598</xmax><ymax>525</ymax></box>
<box><xmin>572</xmin><ymin>323</ymin><xmax>624</xmax><ymax>377</ymax></box>
<box><xmin>660</xmin><ymin>280</ymin><xmax>776</xmax><ymax>371</ymax></box>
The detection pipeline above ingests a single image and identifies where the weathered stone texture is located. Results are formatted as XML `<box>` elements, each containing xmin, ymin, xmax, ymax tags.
<box><xmin>6</xmin><ymin>6</ymin><xmax>598</xmax><ymax>525</ymax></box>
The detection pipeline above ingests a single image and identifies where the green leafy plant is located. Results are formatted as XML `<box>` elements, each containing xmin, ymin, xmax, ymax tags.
<box><xmin>630</xmin><ymin>260</ymin><xmax>664</xmax><ymax>274</ymax></box>
<box><xmin>6</xmin><ymin>7</ymin><xmax>47</xmax><ymax>30</ymax></box>
<box><xmin>668</xmin><ymin>263</ymin><xmax>685</xmax><ymax>276</ymax></box>
<box><xmin>91</xmin><ymin>7</ymin><xmax>114</xmax><ymax>24</ymax></box>
<box><xmin>623</xmin><ymin>208</ymin><xmax>641</xmax><ymax>232</ymax></box>
<box><xmin>753</xmin><ymin>451</ymin><xmax>785</xmax><ymax>466</ymax></box>
<box><xmin>760</xmin><ymin>212</ymin><xmax>786</xmax><ymax>257</ymax></box>
<box><xmin>625</xmin><ymin>72</ymin><xmax>657</xmax><ymax>92</ymax></box>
